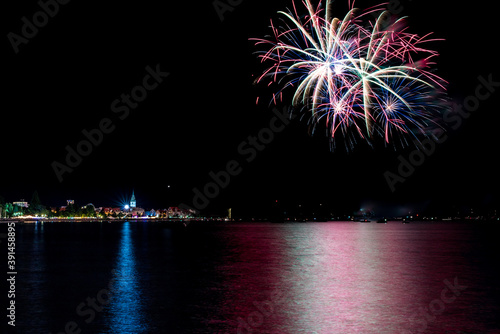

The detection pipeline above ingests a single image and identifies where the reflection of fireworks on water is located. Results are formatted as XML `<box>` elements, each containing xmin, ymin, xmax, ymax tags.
<box><xmin>252</xmin><ymin>0</ymin><xmax>448</xmax><ymax>149</ymax></box>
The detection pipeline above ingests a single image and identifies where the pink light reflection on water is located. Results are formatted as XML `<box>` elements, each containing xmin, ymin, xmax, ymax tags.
<box><xmin>223</xmin><ymin>222</ymin><xmax>476</xmax><ymax>334</ymax></box>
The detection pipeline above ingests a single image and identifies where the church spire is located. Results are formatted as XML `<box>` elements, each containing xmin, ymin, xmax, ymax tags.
<box><xmin>130</xmin><ymin>190</ymin><xmax>136</xmax><ymax>208</ymax></box>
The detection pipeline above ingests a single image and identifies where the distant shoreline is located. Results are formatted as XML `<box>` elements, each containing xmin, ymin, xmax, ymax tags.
<box><xmin>0</xmin><ymin>218</ymin><xmax>213</xmax><ymax>223</ymax></box>
<box><xmin>0</xmin><ymin>218</ymin><xmax>498</xmax><ymax>224</ymax></box>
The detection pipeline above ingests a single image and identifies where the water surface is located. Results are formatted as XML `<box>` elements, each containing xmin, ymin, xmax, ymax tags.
<box><xmin>12</xmin><ymin>221</ymin><xmax>500</xmax><ymax>333</ymax></box>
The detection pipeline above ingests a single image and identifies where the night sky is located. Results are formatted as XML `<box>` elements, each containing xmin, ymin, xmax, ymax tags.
<box><xmin>3</xmin><ymin>0</ymin><xmax>499</xmax><ymax>216</ymax></box>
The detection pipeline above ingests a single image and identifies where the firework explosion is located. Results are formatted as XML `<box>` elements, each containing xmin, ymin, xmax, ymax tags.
<box><xmin>252</xmin><ymin>0</ymin><xmax>447</xmax><ymax>149</ymax></box>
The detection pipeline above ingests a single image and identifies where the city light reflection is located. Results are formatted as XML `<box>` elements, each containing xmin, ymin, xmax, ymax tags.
<box><xmin>107</xmin><ymin>221</ymin><xmax>148</xmax><ymax>333</ymax></box>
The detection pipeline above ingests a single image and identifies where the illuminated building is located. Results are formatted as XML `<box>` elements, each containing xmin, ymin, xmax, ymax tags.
<box><xmin>130</xmin><ymin>191</ymin><xmax>136</xmax><ymax>208</ymax></box>
<box><xmin>13</xmin><ymin>200</ymin><xmax>29</xmax><ymax>208</ymax></box>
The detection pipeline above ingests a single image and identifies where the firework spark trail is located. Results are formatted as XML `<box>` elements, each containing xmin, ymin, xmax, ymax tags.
<box><xmin>251</xmin><ymin>0</ymin><xmax>447</xmax><ymax>150</ymax></box>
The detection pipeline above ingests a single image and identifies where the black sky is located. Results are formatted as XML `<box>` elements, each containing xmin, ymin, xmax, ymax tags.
<box><xmin>2</xmin><ymin>0</ymin><xmax>499</xmax><ymax>215</ymax></box>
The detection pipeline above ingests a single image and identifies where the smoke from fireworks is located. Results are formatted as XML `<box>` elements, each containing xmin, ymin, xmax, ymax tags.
<box><xmin>252</xmin><ymin>0</ymin><xmax>447</xmax><ymax>150</ymax></box>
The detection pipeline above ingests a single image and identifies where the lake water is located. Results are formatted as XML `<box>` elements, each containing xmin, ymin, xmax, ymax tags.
<box><xmin>10</xmin><ymin>221</ymin><xmax>500</xmax><ymax>333</ymax></box>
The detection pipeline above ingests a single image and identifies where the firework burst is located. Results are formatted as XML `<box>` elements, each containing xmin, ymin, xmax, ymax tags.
<box><xmin>252</xmin><ymin>0</ymin><xmax>447</xmax><ymax>150</ymax></box>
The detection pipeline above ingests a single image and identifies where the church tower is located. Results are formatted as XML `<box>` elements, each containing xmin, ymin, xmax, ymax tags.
<box><xmin>130</xmin><ymin>190</ymin><xmax>137</xmax><ymax>208</ymax></box>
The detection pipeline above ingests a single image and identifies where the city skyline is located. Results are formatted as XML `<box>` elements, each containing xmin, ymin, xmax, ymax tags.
<box><xmin>1</xmin><ymin>186</ymin><xmax>498</xmax><ymax>220</ymax></box>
